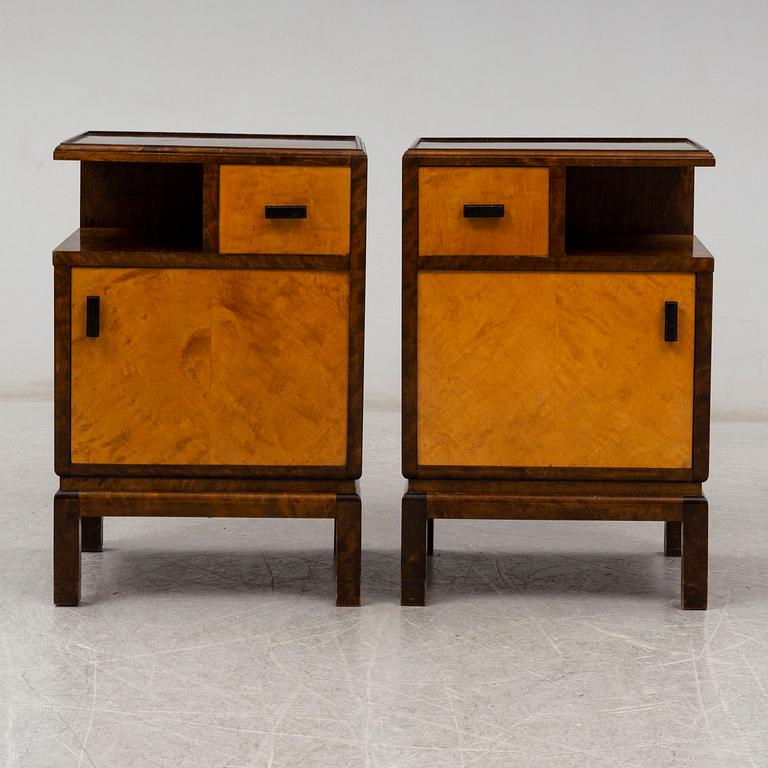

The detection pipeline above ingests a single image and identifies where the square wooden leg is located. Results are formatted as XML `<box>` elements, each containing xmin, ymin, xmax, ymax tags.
<box><xmin>335</xmin><ymin>493</ymin><xmax>361</xmax><ymax>607</ymax></box>
<box><xmin>53</xmin><ymin>492</ymin><xmax>81</xmax><ymax>606</ymax></box>
<box><xmin>401</xmin><ymin>492</ymin><xmax>427</xmax><ymax>606</ymax></box>
<box><xmin>681</xmin><ymin>497</ymin><xmax>708</xmax><ymax>610</ymax></box>
<box><xmin>664</xmin><ymin>521</ymin><xmax>682</xmax><ymax>557</ymax></box>
<box><xmin>81</xmin><ymin>516</ymin><xmax>103</xmax><ymax>553</ymax></box>
<box><xmin>427</xmin><ymin>518</ymin><xmax>434</xmax><ymax>556</ymax></box>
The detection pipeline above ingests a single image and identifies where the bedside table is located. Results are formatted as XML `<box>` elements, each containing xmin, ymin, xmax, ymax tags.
<box><xmin>401</xmin><ymin>138</ymin><xmax>714</xmax><ymax>609</ymax></box>
<box><xmin>53</xmin><ymin>131</ymin><xmax>366</xmax><ymax>607</ymax></box>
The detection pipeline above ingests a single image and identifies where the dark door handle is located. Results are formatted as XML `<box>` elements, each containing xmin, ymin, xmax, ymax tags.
<box><xmin>264</xmin><ymin>205</ymin><xmax>307</xmax><ymax>219</ymax></box>
<box><xmin>664</xmin><ymin>301</ymin><xmax>678</xmax><ymax>342</ymax></box>
<box><xmin>463</xmin><ymin>204</ymin><xmax>505</xmax><ymax>218</ymax></box>
<box><xmin>86</xmin><ymin>296</ymin><xmax>100</xmax><ymax>338</ymax></box>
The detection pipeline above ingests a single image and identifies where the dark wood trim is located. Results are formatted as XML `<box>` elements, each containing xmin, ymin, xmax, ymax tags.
<box><xmin>81</xmin><ymin>517</ymin><xmax>103</xmax><ymax>552</ymax></box>
<box><xmin>664</xmin><ymin>520</ymin><xmax>682</xmax><ymax>556</ymax></box>
<box><xmin>427</xmin><ymin>493</ymin><xmax>683</xmax><ymax>521</ymax></box>
<box><xmin>345</xmin><ymin>155</ymin><xmax>367</xmax><ymax>477</ymax></box>
<box><xmin>53</xmin><ymin>265</ymin><xmax>71</xmax><ymax>474</ymax></box>
<box><xmin>405</xmin><ymin>138</ymin><xmax>715</xmax><ymax>167</ymax></box>
<box><xmin>418</xmin><ymin>254</ymin><xmax>713</xmax><ymax>273</ymax></box>
<box><xmin>60</xmin><ymin>477</ymin><xmax>357</xmax><ymax>493</ymax></box>
<box><xmin>409</xmin><ymin>154</ymin><xmax>714</xmax><ymax>168</ymax></box>
<box><xmin>56</xmin><ymin>150</ymin><xmax>360</xmax><ymax>165</ymax></box>
<box><xmin>548</xmin><ymin>166</ymin><xmax>565</xmax><ymax>256</ymax></box>
<box><xmin>349</xmin><ymin>155</ymin><xmax>368</xmax><ymax>274</ymax></box>
<box><xmin>407</xmin><ymin>479</ymin><xmax>702</xmax><ymax>496</ymax></box>
<box><xmin>681</xmin><ymin>496</ymin><xmax>708</xmax><ymax>609</ymax></box>
<box><xmin>335</xmin><ymin>492</ymin><xmax>362</xmax><ymax>606</ymax></box>
<box><xmin>692</xmin><ymin>271</ymin><xmax>713</xmax><ymax>481</ymax></box>
<box><xmin>406</xmin><ymin>465</ymin><xmax>694</xmax><ymax>481</ymax></box>
<box><xmin>55</xmin><ymin>250</ymin><xmax>351</xmax><ymax>271</ymax></box>
<box><xmin>58</xmin><ymin>129</ymin><xmax>362</xmax><ymax>143</ymax></box>
<box><xmin>402</xmin><ymin>155</ymin><xmax>420</xmax><ymax>476</ymax></box>
<box><xmin>202</xmin><ymin>163</ymin><xmax>219</xmax><ymax>252</ymax></box>
<box><xmin>401</xmin><ymin>492</ymin><xmax>427</xmax><ymax>606</ymax></box>
<box><xmin>78</xmin><ymin>491</ymin><xmax>338</xmax><ymax>518</ymax></box>
<box><xmin>53</xmin><ymin>491</ymin><xmax>80</xmax><ymax>606</ymax></box>
<box><xmin>60</xmin><ymin>462</ymin><xmax>353</xmax><ymax>479</ymax></box>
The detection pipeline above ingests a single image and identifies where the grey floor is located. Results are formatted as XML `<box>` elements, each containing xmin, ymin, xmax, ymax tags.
<box><xmin>2</xmin><ymin>401</ymin><xmax>768</xmax><ymax>767</ymax></box>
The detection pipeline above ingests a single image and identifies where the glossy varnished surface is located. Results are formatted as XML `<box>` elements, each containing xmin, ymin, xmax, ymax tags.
<box><xmin>419</xmin><ymin>167</ymin><xmax>549</xmax><ymax>256</ymax></box>
<box><xmin>54</xmin><ymin>131</ymin><xmax>364</xmax><ymax>161</ymax></box>
<box><xmin>409</xmin><ymin>137</ymin><xmax>715</xmax><ymax>166</ymax></box>
<box><xmin>4</xmin><ymin>404</ymin><xmax>765</xmax><ymax>765</ymax></box>
<box><xmin>70</xmin><ymin>268</ymin><xmax>349</xmax><ymax>466</ymax></box>
<box><xmin>415</xmin><ymin>138</ymin><xmax>707</xmax><ymax>151</ymax></box>
<box><xmin>417</xmin><ymin>272</ymin><xmax>696</xmax><ymax>468</ymax></box>
<box><xmin>219</xmin><ymin>165</ymin><xmax>351</xmax><ymax>254</ymax></box>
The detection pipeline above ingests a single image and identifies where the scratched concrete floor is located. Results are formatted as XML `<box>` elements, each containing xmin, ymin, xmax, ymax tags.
<box><xmin>1</xmin><ymin>401</ymin><xmax>768</xmax><ymax>767</ymax></box>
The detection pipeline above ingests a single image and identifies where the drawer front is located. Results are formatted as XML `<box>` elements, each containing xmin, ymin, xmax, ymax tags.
<box><xmin>417</xmin><ymin>271</ymin><xmax>695</xmax><ymax>469</ymax></box>
<box><xmin>71</xmin><ymin>268</ymin><xmax>349</xmax><ymax>467</ymax></box>
<box><xmin>219</xmin><ymin>165</ymin><xmax>350</xmax><ymax>254</ymax></box>
<box><xmin>419</xmin><ymin>167</ymin><xmax>549</xmax><ymax>256</ymax></box>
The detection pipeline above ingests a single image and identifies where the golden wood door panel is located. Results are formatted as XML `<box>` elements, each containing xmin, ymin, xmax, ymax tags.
<box><xmin>219</xmin><ymin>165</ymin><xmax>351</xmax><ymax>254</ymax></box>
<box><xmin>417</xmin><ymin>271</ymin><xmax>696</xmax><ymax>468</ymax></box>
<box><xmin>71</xmin><ymin>268</ymin><xmax>213</xmax><ymax>465</ymax></box>
<box><xmin>71</xmin><ymin>268</ymin><xmax>350</xmax><ymax>466</ymax></box>
<box><xmin>210</xmin><ymin>270</ymin><xmax>349</xmax><ymax>466</ymax></box>
<box><xmin>418</xmin><ymin>167</ymin><xmax>549</xmax><ymax>256</ymax></box>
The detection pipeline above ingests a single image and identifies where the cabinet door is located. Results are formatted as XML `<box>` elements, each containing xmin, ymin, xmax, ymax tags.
<box><xmin>417</xmin><ymin>272</ymin><xmax>695</xmax><ymax>469</ymax></box>
<box><xmin>71</xmin><ymin>268</ymin><xmax>349</xmax><ymax>467</ymax></box>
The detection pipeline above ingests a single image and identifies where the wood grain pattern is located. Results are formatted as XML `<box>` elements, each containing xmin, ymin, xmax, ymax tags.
<box><xmin>210</xmin><ymin>270</ymin><xmax>349</xmax><ymax>466</ymax></box>
<box><xmin>419</xmin><ymin>167</ymin><xmax>549</xmax><ymax>256</ymax></box>
<box><xmin>665</xmin><ymin>520</ymin><xmax>682</xmax><ymax>556</ymax></box>
<box><xmin>78</xmin><ymin>491</ymin><xmax>338</xmax><ymax>518</ymax></box>
<box><xmin>335</xmin><ymin>493</ymin><xmax>362</xmax><ymax>606</ymax></box>
<box><xmin>60</xmin><ymin>477</ymin><xmax>357</xmax><ymax>493</ymax></box>
<box><xmin>54</xmin><ymin>266</ymin><xmax>71</xmax><ymax>475</ymax></box>
<box><xmin>71</xmin><ymin>268</ymin><xmax>349</xmax><ymax>467</ymax></box>
<box><xmin>692</xmin><ymin>271</ymin><xmax>713</xmax><ymax>480</ymax></box>
<box><xmin>417</xmin><ymin>271</ymin><xmax>696</xmax><ymax>469</ymax></box>
<box><xmin>219</xmin><ymin>165</ymin><xmax>350</xmax><ymax>254</ymax></box>
<box><xmin>682</xmin><ymin>496</ymin><xmax>708</xmax><ymax>609</ymax></box>
<box><xmin>407</xmin><ymin>137</ymin><xmax>715</xmax><ymax>167</ymax></box>
<box><xmin>53</xmin><ymin>492</ymin><xmax>80</xmax><ymax>606</ymax></box>
<box><xmin>427</xmin><ymin>494</ymin><xmax>683</xmax><ymax>521</ymax></box>
<box><xmin>565</xmin><ymin>167</ymin><xmax>693</xmax><ymax>247</ymax></box>
<box><xmin>81</xmin><ymin>517</ymin><xmax>103</xmax><ymax>552</ymax></box>
<box><xmin>81</xmin><ymin>161</ymin><xmax>203</xmax><ymax>250</ymax></box>
<box><xmin>401</xmin><ymin>492</ymin><xmax>427</xmax><ymax>606</ymax></box>
<box><xmin>407</xmin><ymin>479</ymin><xmax>702</xmax><ymax>496</ymax></box>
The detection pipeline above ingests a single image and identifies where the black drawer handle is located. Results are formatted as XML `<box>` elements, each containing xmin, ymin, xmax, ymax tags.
<box><xmin>664</xmin><ymin>301</ymin><xmax>678</xmax><ymax>342</ymax></box>
<box><xmin>86</xmin><ymin>296</ymin><xmax>100</xmax><ymax>338</ymax></box>
<box><xmin>463</xmin><ymin>204</ymin><xmax>505</xmax><ymax>218</ymax></box>
<box><xmin>264</xmin><ymin>205</ymin><xmax>307</xmax><ymax>219</ymax></box>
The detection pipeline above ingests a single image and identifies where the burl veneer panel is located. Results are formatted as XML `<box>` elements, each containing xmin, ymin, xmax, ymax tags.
<box><xmin>417</xmin><ymin>271</ymin><xmax>695</xmax><ymax>468</ymax></box>
<box><xmin>71</xmin><ymin>268</ymin><xmax>349</xmax><ymax>466</ymax></box>
<box><xmin>219</xmin><ymin>165</ymin><xmax>351</xmax><ymax>254</ymax></box>
<box><xmin>418</xmin><ymin>167</ymin><xmax>549</xmax><ymax>256</ymax></box>
<box><xmin>209</xmin><ymin>270</ymin><xmax>349</xmax><ymax>466</ymax></box>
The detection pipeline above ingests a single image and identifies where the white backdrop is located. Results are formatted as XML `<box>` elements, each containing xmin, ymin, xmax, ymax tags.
<box><xmin>1</xmin><ymin>0</ymin><xmax>766</xmax><ymax>418</ymax></box>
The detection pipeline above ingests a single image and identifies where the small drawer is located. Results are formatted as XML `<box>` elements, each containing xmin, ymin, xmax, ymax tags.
<box><xmin>419</xmin><ymin>167</ymin><xmax>549</xmax><ymax>256</ymax></box>
<box><xmin>219</xmin><ymin>165</ymin><xmax>350</xmax><ymax>254</ymax></box>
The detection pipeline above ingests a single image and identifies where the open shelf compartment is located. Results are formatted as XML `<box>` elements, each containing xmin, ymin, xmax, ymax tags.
<box><xmin>564</xmin><ymin>166</ymin><xmax>694</xmax><ymax>254</ymax></box>
<box><xmin>81</xmin><ymin>161</ymin><xmax>203</xmax><ymax>251</ymax></box>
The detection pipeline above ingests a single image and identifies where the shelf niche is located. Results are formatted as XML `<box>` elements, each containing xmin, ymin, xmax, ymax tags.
<box><xmin>80</xmin><ymin>161</ymin><xmax>203</xmax><ymax>251</ymax></box>
<box><xmin>564</xmin><ymin>166</ymin><xmax>694</xmax><ymax>253</ymax></box>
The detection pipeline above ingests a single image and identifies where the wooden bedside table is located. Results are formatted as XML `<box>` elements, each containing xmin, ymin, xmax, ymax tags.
<box><xmin>401</xmin><ymin>138</ymin><xmax>714</xmax><ymax>609</ymax></box>
<box><xmin>53</xmin><ymin>131</ymin><xmax>366</xmax><ymax>607</ymax></box>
